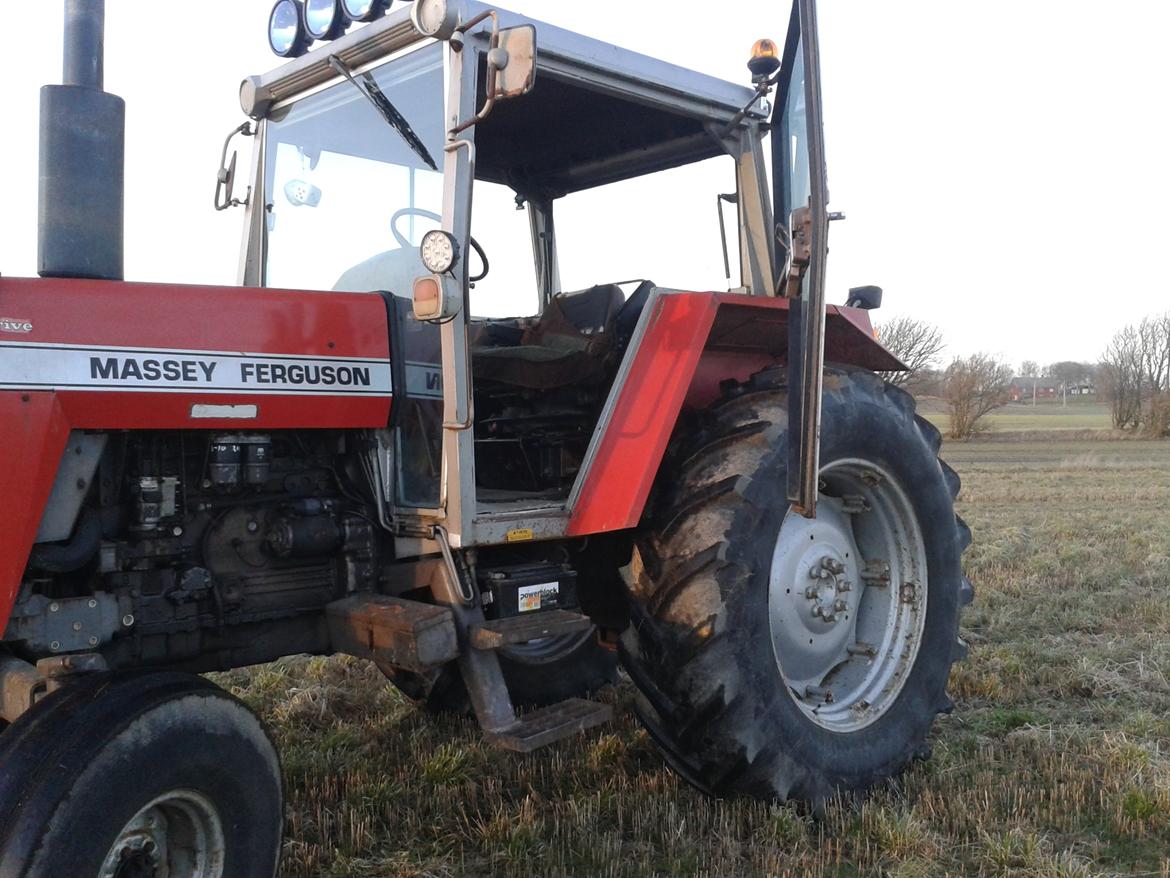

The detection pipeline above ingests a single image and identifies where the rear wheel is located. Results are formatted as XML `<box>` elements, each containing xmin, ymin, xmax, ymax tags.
<box><xmin>622</xmin><ymin>367</ymin><xmax>972</xmax><ymax>803</ymax></box>
<box><xmin>0</xmin><ymin>671</ymin><xmax>283</xmax><ymax>877</ymax></box>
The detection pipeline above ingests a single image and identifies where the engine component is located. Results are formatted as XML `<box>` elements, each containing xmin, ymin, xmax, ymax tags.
<box><xmin>134</xmin><ymin>475</ymin><xmax>178</xmax><ymax>532</ymax></box>
<box><xmin>3</xmin><ymin>592</ymin><xmax>128</xmax><ymax>654</ymax></box>
<box><xmin>209</xmin><ymin>438</ymin><xmax>243</xmax><ymax>488</ymax></box>
<box><xmin>209</xmin><ymin>434</ymin><xmax>272</xmax><ymax>489</ymax></box>
<box><xmin>267</xmin><ymin>513</ymin><xmax>343</xmax><ymax>558</ymax></box>
<box><xmin>35</xmin><ymin>432</ymin><xmax>108</xmax><ymax>543</ymax></box>
<box><xmin>28</xmin><ymin>507</ymin><xmax>103</xmax><ymax>572</ymax></box>
<box><xmin>244</xmin><ymin>436</ymin><xmax>273</xmax><ymax>486</ymax></box>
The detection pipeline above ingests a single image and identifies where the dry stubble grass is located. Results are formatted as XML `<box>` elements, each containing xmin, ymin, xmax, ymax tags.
<box><xmin>214</xmin><ymin>439</ymin><xmax>1170</xmax><ymax>877</ymax></box>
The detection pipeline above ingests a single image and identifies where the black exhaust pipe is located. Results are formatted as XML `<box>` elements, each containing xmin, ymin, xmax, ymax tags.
<box><xmin>38</xmin><ymin>0</ymin><xmax>124</xmax><ymax>280</ymax></box>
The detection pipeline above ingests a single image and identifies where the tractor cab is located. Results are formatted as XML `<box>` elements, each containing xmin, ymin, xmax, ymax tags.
<box><xmin>232</xmin><ymin>0</ymin><xmax>809</xmax><ymax>550</ymax></box>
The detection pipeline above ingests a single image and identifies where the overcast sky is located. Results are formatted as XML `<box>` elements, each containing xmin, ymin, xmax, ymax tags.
<box><xmin>1</xmin><ymin>1</ymin><xmax>1167</xmax><ymax>369</ymax></box>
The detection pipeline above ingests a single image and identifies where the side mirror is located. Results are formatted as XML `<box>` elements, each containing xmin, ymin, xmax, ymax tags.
<box><xmin>214</xmin><ymin>122</ymin><xmax>253</xmax><ymax>211</ymax></box>
<box><xmin>448</xmin><ymin>18</ymin><xmax>538</xmax><ymax>135</ymax></box>
<box><xmin>492</xmin><ymin>25</ymin><xmax>537</xmax><ymax>100</ymax></box>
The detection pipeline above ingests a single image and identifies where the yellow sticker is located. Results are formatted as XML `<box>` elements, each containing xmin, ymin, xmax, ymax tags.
<box><xmin>506</xmin><ymin>527</ymin><xmax>535</xmax><ymax>543</ymax></box>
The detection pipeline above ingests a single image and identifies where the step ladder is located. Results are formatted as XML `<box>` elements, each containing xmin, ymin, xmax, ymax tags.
<box><xmin>327</xmin><ymin>589</ymin><xmax>611</xmax><ymax>753</ymax></box>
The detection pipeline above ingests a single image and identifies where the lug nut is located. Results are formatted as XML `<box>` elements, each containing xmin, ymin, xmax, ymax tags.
<box><xmin>833</xmin><ymin>599</ymin><xmax>847</xmax><ymax>613</ymax></box>
<box><xmin>805</xmin><ymin>585</ymin><xmax>820</xmax><ymax>599</ymax></box>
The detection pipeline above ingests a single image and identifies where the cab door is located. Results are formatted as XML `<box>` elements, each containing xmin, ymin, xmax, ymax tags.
<box><xmin>772</xmin><ymin>0</ymin><xmax>831</xmax><ymax>516</ymax></box>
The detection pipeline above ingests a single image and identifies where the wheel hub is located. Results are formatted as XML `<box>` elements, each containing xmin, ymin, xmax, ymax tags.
<box><xmin>767</xmin><ymin>459</ymin><xmax>928</xmax><ymax>733</ymax></box>
<box><xmin>100</xmin><ymin>790</ymin><xmax>225</xmax><ymax>878</ymax></box>
<box><xmin>805</xmin><ymin>554</ymin><xmax>853</xmax><ymax>623</ymax></box>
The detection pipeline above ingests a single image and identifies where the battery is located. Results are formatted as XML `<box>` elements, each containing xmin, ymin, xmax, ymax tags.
<box><xmin>477</xmin><ymin>562</ymin><xmax>578</xmax><ymax>617</ymax></box>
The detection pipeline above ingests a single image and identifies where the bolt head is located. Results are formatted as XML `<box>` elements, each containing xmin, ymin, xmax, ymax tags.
<box><xmin>88</xmin><ymin>598</ymin><xmax>98</xmax><ymax>609</ymax></box>
<box><xmin>122</xmin><ymin>614</ymin><xmax>135</xmax><ymax>627</ymax></box>
<box><xmin>72</xmin><ymin>621</ymin><xmax>83</xmax><ymax>631</ymax></box>
<box><xmin>49</xmin><ymin>640</ymin><xmax>60</xmax><ymax>651</ymax></box>
<box><xmin>49</xmin><ymin>602</ymin><xmax>60</xmax><ymax>613</ymax></box>
<box><xmin>88</xmin><ymin>635</ymin><xmax>99</xmax><ymax>646</ymax></box>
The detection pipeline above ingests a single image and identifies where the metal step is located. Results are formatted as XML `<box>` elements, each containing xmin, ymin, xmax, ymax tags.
<box><xmin>485</xmin><ymin>698</ymin><xmax>613</xmax><ymax>753</ymax></box>
<box><xmin>469</xmin><ymin>609</ymin><xmax>594</xmax><ymax>650</ymax></box>
<box><xmin>326</xmin><ymin>594</ymin><xmax>458</xmax><ymax>671</ymax></box>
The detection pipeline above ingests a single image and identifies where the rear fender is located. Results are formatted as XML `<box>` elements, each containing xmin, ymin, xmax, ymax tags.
<box><xmin>566</xmin><ymin>290</ymin><xmax>902</xmax><ymax>536</ymax></box>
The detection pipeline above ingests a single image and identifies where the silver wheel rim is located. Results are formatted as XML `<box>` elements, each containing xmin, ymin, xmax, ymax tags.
<box><xmin>500</xmin><ymin>628</ymin><xmax>594</xmax><ymax>663</ymax></box>
<box><xmin>99</xmin><ymin>789</ymin><xmax>225</xmax><ymax>878</ymax></box>
<box><xmin>768</xmin><ymin>458</ymin><xmax>927</xmax><ymax>733</ymax></box>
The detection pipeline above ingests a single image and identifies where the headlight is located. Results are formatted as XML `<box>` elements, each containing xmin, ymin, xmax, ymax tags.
<box><xmin>268</xmin><ymin>0</ymin><xmax>308</xmax><ymax>58</ymax></box>
<box><xmin>304</xmin><ymin>0</ymin><xmax>346</xmax><ymax>40</ymax></box>
<box><xmin>342</xmin><ymin>0</ymin><xmax>389</xmax><ymax>22</ymax></box>
<box><xmin>419</xmin><ymin>230</ymin><xmax>459</xmax><ymax>275</ymax></box>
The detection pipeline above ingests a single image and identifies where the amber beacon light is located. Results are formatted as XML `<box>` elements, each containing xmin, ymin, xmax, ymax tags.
<box><xmin>748</xmin><ymin>38</ymin><xmax>781</xmax><ymax>81</ymax></box>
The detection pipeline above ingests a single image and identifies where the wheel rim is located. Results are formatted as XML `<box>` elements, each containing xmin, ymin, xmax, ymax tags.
<box><xmin>500</xmin><ymin>628</ymin><xmax>594</xmax><ymax>663</ymax></box>
<box><xmin>100</xmin><ymin>789</ymin><xmax>225</xmax><ymax>878</ymax></box>
<box><xmin>768</xmin><ymin>458</ymin><xmax>928</xmax><ymax>733</ymax></box>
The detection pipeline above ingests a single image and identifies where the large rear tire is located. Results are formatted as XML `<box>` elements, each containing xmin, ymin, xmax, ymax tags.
<box><xmin>0</xmin><ymin>671</ymin><xmax>283</xmax><ymax>877</ymax></box>
<box><xmin>622</xmin><ymin>367</ymin><xmax>972</xmax><ymax>804</ymax></box>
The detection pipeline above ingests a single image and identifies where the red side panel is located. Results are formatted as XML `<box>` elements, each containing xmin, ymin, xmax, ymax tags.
<box><xmin>0</xmin><ymin>393</ymin><xmax>71</xmax><ymax>620</ymax></box>
<box><xmin>567</xmin><ymin>294</ymin><xmax>720</xmax><ymax>536</ymax></box>
<box><xmin>566</xmin><ymin>291</ymin><xmax>901</xmax><ymax>537</ymax></box>
<box><xmin>0</xmin><ymin>276</ymin><xmax>395</xmax><ymax>624</ymax></box>
<box><xmin>0</xmin><ymin>277</ymin><xmax>393</xmax><ymax>430</ymax></box>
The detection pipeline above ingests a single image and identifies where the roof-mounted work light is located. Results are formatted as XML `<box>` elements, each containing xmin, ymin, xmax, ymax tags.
<box><xmin>342</xmin><ymin>0</ymin><xmax>391</xmax><ymax>22</ymax></box>
<box><xmin>304</xmin><ymin>0</ymin><xmax>347</xmax><ymax>40</ymax></box>
<box><xmin>268</xmin><ymin>0</ymin><xmax>309</xmax><ymax>57</ymax></box>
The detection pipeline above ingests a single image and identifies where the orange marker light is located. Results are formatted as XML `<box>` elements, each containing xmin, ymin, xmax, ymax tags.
<box><xmin>748</xmin><ymin>38</ymin><xmax>781</xmax><ymax>80</ymax></box>
<box><xmin>412</xmin><ymin>275</ymin><xmax>442</xmax><ymax>321</ymax></box>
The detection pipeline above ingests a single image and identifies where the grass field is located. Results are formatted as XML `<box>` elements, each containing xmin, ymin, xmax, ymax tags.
<box><xmin>919</xmin><ymin>400</ymin><xmax>1113</xmax><ymax>434</ymax></box>
<box><xmin>216</xmin><ymin>439</ymin><xmax>1170</xmax><ymax>877</ymax></box>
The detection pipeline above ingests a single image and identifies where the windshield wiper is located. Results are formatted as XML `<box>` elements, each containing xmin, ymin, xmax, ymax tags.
<box><xmin>328</xmin><ymin>55</ymin><xmax>438</xmax><ymax>171</ymax></box>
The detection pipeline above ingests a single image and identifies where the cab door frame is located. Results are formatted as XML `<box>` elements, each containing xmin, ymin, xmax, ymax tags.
<box><xmin>774</xmin><ymin>0</ymin><xmax>831</xmax><ymax>517</ymax></box>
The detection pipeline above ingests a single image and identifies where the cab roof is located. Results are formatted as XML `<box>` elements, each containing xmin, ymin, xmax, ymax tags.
<box><xmin>245</xmin><ymin>1</ymin><xmax>764</xmax><ymax>195</ymax></box>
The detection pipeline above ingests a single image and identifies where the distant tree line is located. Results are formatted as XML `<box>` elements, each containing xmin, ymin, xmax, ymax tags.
<box><xmin>1098</xmin><ymin>312</ymin><xmax>1170</xmax><ymax>434</ymax></box>
<box><xmin>877</xmin><ymin>317</ymin><xmax>1013</xmax><ymax>439</ymax></box>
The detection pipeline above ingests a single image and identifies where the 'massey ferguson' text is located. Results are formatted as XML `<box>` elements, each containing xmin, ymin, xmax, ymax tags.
<box><xmin>89</xmin><ymin>357</ymin><xmax>372</xmax><ymax>388</ymax></box>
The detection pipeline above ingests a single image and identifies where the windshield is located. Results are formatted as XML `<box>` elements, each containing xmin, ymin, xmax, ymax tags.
<box><xmin>263</xmin><ymin>44</ymin><xmax>444</xmax><ymax>295</ymax></box>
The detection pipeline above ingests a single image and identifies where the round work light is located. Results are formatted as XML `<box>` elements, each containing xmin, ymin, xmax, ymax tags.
<box><xmin>304</xmin><ymin>0</ymin><xmax>347</xmax><ymax>40</ymax></box>
<box><xmin>342</xmin><ymin>0</ymin><xmax>390</xmax><ymax>22</ymax></box>
<box><xmin>420</xmin><ymin>230</ymin><xmax>459</xmax><ymax>275</ymax></box>
<box><xmin>268</xmin><ymin>0</ymin><xmax>308</xmax><ymax>58</ymax></box>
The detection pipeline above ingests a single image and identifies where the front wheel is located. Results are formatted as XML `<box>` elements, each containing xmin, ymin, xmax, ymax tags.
<box><xmin>0</xmin><ymin>671</ymin><xmax>283</xmax><ymax>877</ymax></box>
<box><xmin>623</xmin><ymin>367</ymin><xmax>972</xmax><ymax>803</ymax></box>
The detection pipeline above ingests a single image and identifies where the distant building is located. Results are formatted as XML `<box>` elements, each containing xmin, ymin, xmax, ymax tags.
<box><xmin>1009</xmin><ymin>377</ymin><xmax>1096</xmax><ymax>402</ymax></box>
<box><xmin>1009</xmin><ymin>377</ymin><xmax>1058</xmax><ymax>402</ymax></box>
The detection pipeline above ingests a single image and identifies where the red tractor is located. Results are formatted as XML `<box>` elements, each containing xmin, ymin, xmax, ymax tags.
<box><xmin>0</xmin><ymin>0</ymin><xmax>970</xmax><ymax>873</ymax></box>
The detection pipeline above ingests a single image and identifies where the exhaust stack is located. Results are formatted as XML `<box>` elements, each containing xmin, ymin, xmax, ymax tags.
<box><xmin>38</xmin><ymin>0</ymin><xmax>125</xmax><ymax>280</ymax></box>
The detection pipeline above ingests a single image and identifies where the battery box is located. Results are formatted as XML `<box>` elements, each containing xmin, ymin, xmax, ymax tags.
<box><xmin>477</xmin><ymin>562</ymin><xmax>579</xmax><ymax>617</ymax></box>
